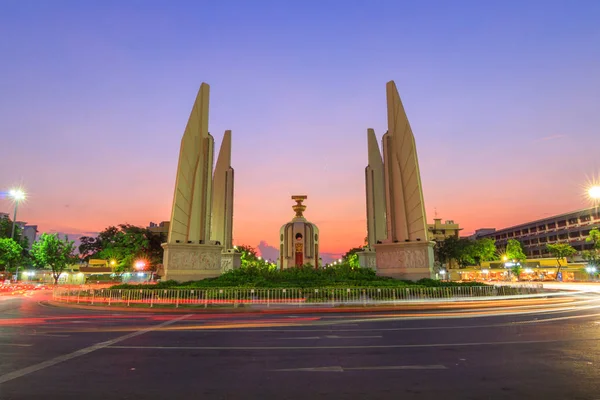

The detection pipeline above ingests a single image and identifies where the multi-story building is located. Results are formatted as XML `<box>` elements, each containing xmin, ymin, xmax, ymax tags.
<box><xmin>480</xmin><ymin>206</ymin><xmax>600</xmax><ymax>258</ymax></box>
<box><xmin>428</xmin><ymin>218</ymin><xmax>462</xmax><ymax>242</ymax></box>
<box><xmin>0</xmin><ymin>212</ymin><xmax>37</xmax><ymax>248</ymax></box>
<box><xmin>148</xmin><ymin>221</ymin><xmax>170</xmax><ymax>235</ymax></box>
<box><xmin>17</xmin><ymin>223</ymin><xmax>38</xmax><ymax>248</ymax></box>
<box><xmin>468</xmin><ymin>228</ymin><xmax>497</xmax><ymax>241</ymax></box>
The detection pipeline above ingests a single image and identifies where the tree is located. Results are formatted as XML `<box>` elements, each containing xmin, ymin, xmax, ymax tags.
<box><xmin>505</xmin><ymin>239</ymin><xmax>527</xmax><ymax>263</ymax></box>
<box><xmin>342</xmin><ymin>247</ymin><xmax>363</xmax><ymax>268</ymax></box>
<box><xmin>78</xmin><ymin>235</ymin><xmax>102</xmax><ymax>261</ymax></box>
<box><xmin>0</xmin><ymin>215</ymin><xmax>29</xmax><ymax>250</ymax></box>
<box><xmin>0</xmin><ymin>238</ymin><xmax>23</xmax><ymax>272</ymax></box>
<box><xmin>236</xmin><ymin>244</ymin><xmax>259</xmax><ymax>267</ymax></box>
<box><xmin>436</xmin><ymin>236</ymin><xmax>475</xmax><ymax>268</ymax></box>
<box><xmin>79</xmin><ymin>224</ymin><xmax>166</xmax><ymax>273</ymax></box>
<box><xmin>582</xmin><ymin>228</ymin><xmax>600</xmax><ymax>269</ymax></box>
<box><xmin>586</xmin><ymin>228</ymin><xmax>600</xmax><ymax>249</ymax></box>
<box><xmin>31</xmin><ymin>233</ymin><xmax>77</xmax><ymax>284</ymax></box>
<box><xmin>471</xmin><ymin>238</ymin><xmax>498</xmax><ymax>267</ymax></box>
<box><xmin>511</xmin><ymin>264</ymin><xmax>523</xmax><ymax>281</ymax></box>
<box><xmin>546</xmin><ymin>243</ymin><xmax>577</xmax><ymax>280</ymax></box>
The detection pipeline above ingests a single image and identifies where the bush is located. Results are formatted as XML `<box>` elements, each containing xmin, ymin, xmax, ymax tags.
<box><xmin>110</xmin><ymin>264</ymin><xmax>487</xmax><ymax>290</ymax></box>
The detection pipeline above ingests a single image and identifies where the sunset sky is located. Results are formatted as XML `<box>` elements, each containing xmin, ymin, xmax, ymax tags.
<box><xmin>1</xmin><ymin>0</ymin><xmax>599</xmax><ymax>260</ymax></box>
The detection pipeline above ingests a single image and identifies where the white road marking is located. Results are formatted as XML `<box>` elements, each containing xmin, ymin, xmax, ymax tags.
<box><xmin>0</xmin><ymin>314</ymin><xmax>191</xmax><ymax>385</ymax></box>
<box><xmin>108</xmin><ymin>337</ymin><xmax>600</xmax><ymax>351</ymax></box>
<box><xmin>272</xmin><ymin>365</ymin><xmax>446</xmax><ymax>372</ymax></box>
<box><xmin>0</xmin><ymin>343</ymin><xmax>32</xmax><ymax>347</ymax></box>
<box><xmin>278</xmin><ymin>335</ymin><xmax>382</xmax><ymax>340</ymax></box>
<box><xmin>324</xmin><ymin>335</ymin><xmax>382</xmax><ymax>339</ymax></box>
<box><xmin>278</xmin><ymin>337</ymin><xmax>321</xmax><ymax>340</ymax></box>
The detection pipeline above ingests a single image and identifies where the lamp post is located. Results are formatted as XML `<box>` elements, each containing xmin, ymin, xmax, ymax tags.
<box><xmin>7</xmin><ymin>189</ymin><xmax>25</xmax><ymax>282</ymax></box>
<box><xmin>8</xmin><ymin>189</ymin><xmax>25</xmax><ymax>239</ymax></box>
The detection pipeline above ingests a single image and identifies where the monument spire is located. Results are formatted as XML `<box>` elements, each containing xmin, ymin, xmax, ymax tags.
<box><xmin>167</xmin><ymin>82</ymin><xmax>214</xmax><ymax>244</ymax></box>
<box><xmin>367</xmin><ymin>80</ymin><xmax>434</xmax><ymax>280</ymax></box>
<box><xmin>365</xmin><ymin>128</ymin><xmax>387</xmax><ymax>249</ymax></box>
<box><xmin>211</xmin><ymin>130</ymin><xmax>234</xmax><ymax>250</ymax></box>
<box><xmin>162</xmin><ymin>82</ymin><xmax>224</xmax><ymax>282</ymax></box>
<box><xmin>382</xmin><ymin>80</ymin><xmax>428</xmax><ymax>243</ymax></box>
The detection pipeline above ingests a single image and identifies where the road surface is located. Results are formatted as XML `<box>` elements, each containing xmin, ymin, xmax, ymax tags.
<box><xmin>1</xmin><ymin>290</ymin><xmax>600</xmax><ymax>399</ymax></box>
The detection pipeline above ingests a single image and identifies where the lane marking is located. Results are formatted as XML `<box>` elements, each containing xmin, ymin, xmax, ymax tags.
<box><xmin>272</xmin><ymin>365</ymin><xmax>447</xmax><ymax>372</ymax></box>
<box><xmin>277</xmin><ymin>335</ymin><xmax>382</xmax><ymax>340</ymax></box>
<box><xmin>346</xmin><ymin>365</ymin><xmax>447</xmax><ymax>371</ymax></box>
<box><xmin>108</xmin><ymin>337</ymin><xmax>600</xmax><ymax>351</ymax></box>
<box><xmin>278</xmin><ymin>337</ymin><xmax>320</xmax><ymax>340</ymax></box>
<box><xmin>0</xmin><ymin>314</ymin><xmax>190</xmax><ymax>385</ymax></box>
<box><xmin>0</xmin><ymin>343</ymin><xmax>32</xmax><ymax>347</ymax></box>
<box><xmin>324</xmin><ymin>335</ymin><xmax>382</xmax><ymax>339</ymax></box>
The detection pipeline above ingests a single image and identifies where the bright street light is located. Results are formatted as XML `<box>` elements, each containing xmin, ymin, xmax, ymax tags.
<box><xmin>589</xmin><ymin>185</ymin><xmax>600</xmax><ymax>201</ymax></box>
<box><xmin>7</xmin><ymin>188</ymin><xmax>26</xmax><ymax>283</ymax></box>
<box><xmin>134</xmin><ymin>260</ymin><xmax>146</xmax><ymax>270</ymax></box>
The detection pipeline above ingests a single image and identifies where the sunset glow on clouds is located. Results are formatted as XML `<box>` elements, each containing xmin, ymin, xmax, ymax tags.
<box><xmin>1</xmin><ymin>1</ymin><xmax>599</xmax><ymax>259</ymax></box>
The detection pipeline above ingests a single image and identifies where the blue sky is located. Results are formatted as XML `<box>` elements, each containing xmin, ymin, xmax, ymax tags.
<box><xmin>1</xmin><ymin>0</ymin><xmax>599</xmax><ymax>260</ymax></box>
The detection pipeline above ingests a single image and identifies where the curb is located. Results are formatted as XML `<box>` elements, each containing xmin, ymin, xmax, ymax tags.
<box><xmin>44</xmin><ymin>296</ymin><xmax>571</xmax><ymax>315</ymax></box>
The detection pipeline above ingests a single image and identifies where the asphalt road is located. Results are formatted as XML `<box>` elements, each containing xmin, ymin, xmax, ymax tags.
<box><xmin>1</xmin><ymin>291</ymin><xmax>600</xmax><ymax>399</ymax></box>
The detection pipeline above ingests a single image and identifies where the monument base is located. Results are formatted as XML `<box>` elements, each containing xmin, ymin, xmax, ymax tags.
<box><xmin>358</xmin><ymin>249</ymin><xmax>377</xmax><ymax>270</ymax></box>
<box><xmin>161</xmin><ymin>243</ymin><xmax>223</xmax><ymax>282</ymax></box>
<box><xmin>374</xmin><ymin>241</ymin><xmax>434</xmax><ymax>281</ymax></box>
<box><xmin>221</xmin><ymin>249</ymin><xmax>241</xmax><ymax>272</ymax></box>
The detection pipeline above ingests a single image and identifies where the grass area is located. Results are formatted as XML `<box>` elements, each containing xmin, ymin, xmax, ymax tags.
<box><xmin>111</xmin><ymin>265</ymin><xmax>486</xmax><ymax>290</ymax></box>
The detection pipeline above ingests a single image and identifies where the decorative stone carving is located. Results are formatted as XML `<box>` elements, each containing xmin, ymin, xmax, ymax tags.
<box><xmin>161</xmin><ymin>243</ymin><xmax>223</xmax><ymax>281</ymax></box>
<box><xmin>367</xmin><ymin>255</ymin><xmax>377</xmax><ymax>269</ymax></box>
<box><xmin>221</xmin><ymin>257</ymin><xmax>233</xmax><ymax>272</ymax></box>
<box><xmin>374</xmin><ymin>241</ymin><xmax>434</xmax><ymax>280</ymax></box>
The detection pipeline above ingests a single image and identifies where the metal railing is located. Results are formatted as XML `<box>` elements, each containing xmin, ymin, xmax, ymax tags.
<box><xmin>52</xmin><ymin>284</ymin><xmax>544</xmax><ymax>308</ymax></box>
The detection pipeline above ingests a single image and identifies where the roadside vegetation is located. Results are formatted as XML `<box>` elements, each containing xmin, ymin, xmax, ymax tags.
<box><xmin>110</xmin><ymin>263</ymin><xmax>486</xmax><ymax>290</ymax></box>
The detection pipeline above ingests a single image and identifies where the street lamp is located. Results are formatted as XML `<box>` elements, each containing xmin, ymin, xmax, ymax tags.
<box><xmin>7</xmin><ymin>189</ymin><xmax>25</xmax><ymax>239</ymax></box>
<box><xmin>588</xmin><ymin>185</ymin><xmax>600</xmax><ymax>202</ymax></box>
<box><xmin>7</xmin><ymin>189</ymin><xmax>25</xmax><ymax>283</ymax></box>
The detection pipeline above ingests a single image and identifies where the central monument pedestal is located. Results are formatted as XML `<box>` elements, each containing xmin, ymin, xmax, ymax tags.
<box><xmin>358</xmin><ymin>249</ymin><xmax>377</xmax><ymax>270</ymax></box>
<box><xmin>374</xmin><ymin>241</ymin><xmax>434</xmax><ymax>281</ymax></box>
<box><xmin>220</xmin><ymin>249</ymin><xmax>241</xmax><ymax>272</ymax></box>
<box><xmin>162</xmin><ymin>243</ymin><xmax>223</xmax><ymax>282</ymax></box>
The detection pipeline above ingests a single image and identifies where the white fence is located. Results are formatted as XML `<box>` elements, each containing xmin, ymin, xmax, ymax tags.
<box><xmin>52</xmin><ymin>284</ymin><xmax>544</xmax><ymax>308</ymax></box>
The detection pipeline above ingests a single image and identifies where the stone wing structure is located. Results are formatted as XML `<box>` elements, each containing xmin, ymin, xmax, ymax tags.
<box><xmin>167</xmin><ymin>83</ymin><xmax>214</xmax><ymax>245</ymax></box>
<box><xmin>211</xmin><ymin>130</ymin><xmax>234</xmax><ymax>250</ymax></box>
<box><xmin>382</xmin><ymin>80</ymin><xmax>429</xmax><ymax>243</ymax></box>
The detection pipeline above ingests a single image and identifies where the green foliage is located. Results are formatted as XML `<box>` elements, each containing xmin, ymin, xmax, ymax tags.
<box><xmin>31</xmin><ymin>233</ymin><xmax>77</xmax><ymax>284</ymax></box>
<box><xmin>586</xmin><ymin>228</ymin><xmax>600</xmax><ymax>249</ymax></box>
<box><xmin>342</xmin><ymin>247</ymin><xmax>364</xmax><ymax>268</ymax></box>
<box><xmin>582</xmin><ymin>249</ymin><xmax>599</xmax><ymax>267</ymax></box>
<box><xmin>511</xmin><ymin>264</ymin><xmax>523</xmax><ymax>280</ymax></box>
<box><xmin>546</xmin><ymin>243</ymin><xmax>577</xmax><ymax>265</ymax></box>
<box><xmin>0</xmin><ymin>238</ymin><xmax>23</xmax><ymax>272</ymax></box>
<box><xmin>0</xmin><ymin>215</ymin><xmax>29</xmax><ymax>250</ymax></box>
<box><xmin>546</xmin><ymin>242</ymin><xmax>577</xmax><ymax>280</ymax></box>
<box><xmin>111</xmin><ymin>263</ymin><xmax>487</xmax><ymax>290</ymax></box>
<box><xmin>435</xmin><ymin>236</ymin><xmax>476</xmax><ymax>268</ymax></box>
<box><xmin>79</xmin><ymin>224</ymin><xmax>166</xmax><ymax>273</ymax></box>
<box><xmin>471</xmin><ymin>238</ymin><xmax>498</xmax><ymax>266</ymax></box>
<box><xmin>506</xmin><ymin>239</ymin><xmax>527</xmax><ymax>262</ymax></box>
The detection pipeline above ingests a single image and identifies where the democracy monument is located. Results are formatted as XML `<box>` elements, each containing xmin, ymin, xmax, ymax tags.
<box><xmin>162</xmin><ymin>81</ymin><xmax>434</xmax><ymax>281</ymax></box>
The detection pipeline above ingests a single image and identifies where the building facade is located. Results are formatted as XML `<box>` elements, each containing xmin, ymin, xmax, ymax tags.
<box><xmin>480</xmin><ymin>206</ymin><xmax>600</xmax><ymax>258</ymax></box>
<box><xmin>427</xmin><ymin>218</ymin><xmax>462</xmax><ymax>242</ymax></box>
